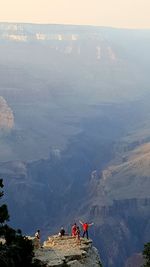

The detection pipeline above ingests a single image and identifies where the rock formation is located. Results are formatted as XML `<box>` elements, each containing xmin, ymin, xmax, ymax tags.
<box><xmin>0</xmin><ymin>96</ymin><xmax>14</xmax><ymax>130</ymax></box>
<box><xmin>34</xmin><ymin>235</ymin><xmax>102</xmax><ymax>267</ymax></box>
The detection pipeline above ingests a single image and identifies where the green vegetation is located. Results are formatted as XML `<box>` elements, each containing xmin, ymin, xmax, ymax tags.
<box><xmin>0</xmin><ymin>178</ymin><xmax>44</xmax><ymax>267</ymax></box>
<box><xmin>143</xmin><ymin>242</ymin><xmax>150</xmax><ymax>267</ymax></box>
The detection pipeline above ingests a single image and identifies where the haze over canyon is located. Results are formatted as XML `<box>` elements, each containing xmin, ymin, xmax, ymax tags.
<box><xmin>0</xmin><ymin>23</ymin><xmax>150</xmax><ymax>267</ymax></box>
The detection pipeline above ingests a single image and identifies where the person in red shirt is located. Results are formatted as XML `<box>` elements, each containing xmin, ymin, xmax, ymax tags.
<box><xmin>71</xmin><ymin>223</ymin><xmax>77</xmax><ymax>237</ymax></box>
<box><xmin>79</xmin><ymin>220</ymin><xmax>94</xmax><ymax>239</ymax></box>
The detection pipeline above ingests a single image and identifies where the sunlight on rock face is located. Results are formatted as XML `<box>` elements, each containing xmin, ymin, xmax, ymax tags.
<box><xmin>0</xmin><ymin>96</ymin><xmax>14</xmax><ymax>130</ymax></box>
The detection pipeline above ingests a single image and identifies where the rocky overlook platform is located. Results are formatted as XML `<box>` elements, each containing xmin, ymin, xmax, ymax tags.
<box><xmin>34</xmin><ymin>235</ymin><xmax>102</xmax><ymax>267</ymax></box>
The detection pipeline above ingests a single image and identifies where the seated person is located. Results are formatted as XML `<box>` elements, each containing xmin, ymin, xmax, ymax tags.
<box><xmin>58</xmin><ymin>227</ymin><xmax>65</xmax><ymax>237</ymax></box>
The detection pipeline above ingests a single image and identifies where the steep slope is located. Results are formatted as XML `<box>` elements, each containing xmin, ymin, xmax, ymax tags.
<box><xmin>81</xmin><ymin>142</ymin><xmax>150</xmax><ymax>267</ymax></box>
<box><xmin>94</xmin><ymin>142</ymin><xmax>150</xmax><ymax>201</ymax></box>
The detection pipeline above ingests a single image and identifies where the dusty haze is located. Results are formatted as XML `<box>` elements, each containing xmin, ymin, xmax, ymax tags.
<box><xmin>1</xmin><ymin>0</ymin><xmax>150</xmax><ymax>29</ymax></box>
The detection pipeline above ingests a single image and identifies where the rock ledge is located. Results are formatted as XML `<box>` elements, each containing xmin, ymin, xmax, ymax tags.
<box><xmin>35</xmin><ymin>235</ymin><xmax>102</xmax><ymax>267</ymax></box>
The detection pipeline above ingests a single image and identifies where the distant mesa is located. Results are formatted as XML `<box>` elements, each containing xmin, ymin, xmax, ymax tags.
<box><xmin>0</xmin><ymin>96</ymin><xmax>14</xmax><ymax>131</ymax></box>
<box><xmin>0</xmin><ymin>23</ymin><xmax>117</xmax><ymax>61</ymax></box>
<box><xmin>49</xmin><ymin>148</ymin><xmax>61</xmax><ymax>160</ymax></box>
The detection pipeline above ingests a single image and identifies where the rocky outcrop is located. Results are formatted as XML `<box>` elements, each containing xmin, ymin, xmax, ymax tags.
<box><xmin>35</xmin><ymin>235</ymin><xmax>102</xmax><ymax>267</ymax></box>
<box><xmin>0</xmin><ymin>96</ymin><xmax>14</xmax><ymax>130</ymax></box>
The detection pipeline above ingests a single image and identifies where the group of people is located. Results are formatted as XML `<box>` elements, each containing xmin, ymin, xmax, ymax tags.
<box><xmin>58</xmin><ymin>221</ymin><xmax>94</xmax><ymax>244</ymax></box>
<box><xmin>72</xmin><ymin>221</ymin><xmax>94</xmax><ymax>240</ymax></box>
<box><xmin>34</xmin><ymin>220</ymin><xmax>94</xmax><ymax>248</ymax></box>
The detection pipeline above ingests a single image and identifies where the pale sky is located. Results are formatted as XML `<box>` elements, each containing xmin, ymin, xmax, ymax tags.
<box><xmin>1</xmin><ymin>0</ymin><xmax>150</xmax><ymax>29</ymax></box>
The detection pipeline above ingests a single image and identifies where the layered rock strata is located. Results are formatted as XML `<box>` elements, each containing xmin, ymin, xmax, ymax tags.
<box><xmin>35</xmin><ymin>235</ymin><xmax>102</xmax><ymax>267</ymax></box>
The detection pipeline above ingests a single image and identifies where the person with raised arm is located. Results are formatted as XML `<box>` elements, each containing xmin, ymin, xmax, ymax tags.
<box><xmin>79</xmin><ymin>220</ymin><xmax>94</xmax><ymax>239</ymax></box>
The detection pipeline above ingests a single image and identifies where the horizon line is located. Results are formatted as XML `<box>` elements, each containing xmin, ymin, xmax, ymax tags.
<box><xmin>0</xmin><ymin>21</ymin><xmax>150</xmax><ymax>31</ymax></box>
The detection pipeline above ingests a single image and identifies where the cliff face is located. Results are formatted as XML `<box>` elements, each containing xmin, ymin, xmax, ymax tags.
<box><xmin>0</xmin><ymin>96</ymin><xmax>14</xmax><ymax>130</ymax></box>
<box><xmin>35</xmin><ymin>235</ymin><xmax>102</xmax><ymax>267</ymax></box>
<box><xmin>88</xmin><ymin>198</ymin><xmax>149</xmax><ymax>267</ymax></box>
<box><xmin>80</xmin><ymin>142</ymin><xmax>150</xmax><ymax>267</ymax></box>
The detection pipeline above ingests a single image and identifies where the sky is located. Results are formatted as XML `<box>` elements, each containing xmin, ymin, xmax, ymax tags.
<box><xmin>1</xmin><ymin>0</ymin><xmax>150</xmax><ymax>29</ymax></box>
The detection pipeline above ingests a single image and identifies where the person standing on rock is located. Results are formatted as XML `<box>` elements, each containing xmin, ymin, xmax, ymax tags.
<box><xmin>35</xmin><ymin>229</ymin><xmax>41</xmax><ymax>248</ymax></box>
<box><xmin>79</xmin><ymin>221</ymin><xmax>94</xmax><ymax>239</ymax></box>
<box><xmin>35</xmin><ymin>229</ymin><xmax>40</xmax><ymax>240</ymax></box>
<box><xmin>71</xmin><ymin>223</ymin><xmax>77</xmax><ymax>237</ymax></box>
<box><xmin>76</xmin><ymin>226</ymin><xmax>81</xmax><ymax>245</ymax></box>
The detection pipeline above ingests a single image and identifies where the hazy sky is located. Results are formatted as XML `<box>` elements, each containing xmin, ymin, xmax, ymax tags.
<box><xmin>1</xmin><ymin>0</ymin><xmax>150</xmax><ymax>29</ymax></box>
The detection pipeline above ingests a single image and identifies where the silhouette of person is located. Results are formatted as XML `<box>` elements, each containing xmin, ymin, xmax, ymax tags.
<box><xmin>76</xmin><ymin>226</ymin><xmax>81</xmax><ymax>244</ymax></box>
<box><xmin>35</xmin><ymin>229</ymin><xmax>41</xmax><ymax>248</ymax></box>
